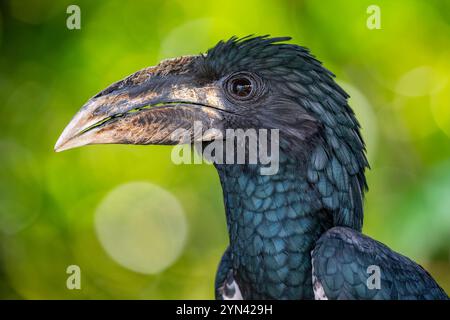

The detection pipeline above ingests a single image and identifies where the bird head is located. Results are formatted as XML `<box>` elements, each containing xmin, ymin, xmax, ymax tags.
<box><xmin>55</xmin><ymin>36</ymin><xmax>368</xmax><ymax>229</ymax></box>
<box><xmin>55</xmin><ymin>36</ymin><xmax>322</xmax><ymax>153</ymax></box>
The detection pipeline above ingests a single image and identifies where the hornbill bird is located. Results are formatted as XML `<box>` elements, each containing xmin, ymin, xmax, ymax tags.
<box><xmin>55</xmin><ymin>36</ymin><xmax>448</xmax><ymax>300</ymax></box>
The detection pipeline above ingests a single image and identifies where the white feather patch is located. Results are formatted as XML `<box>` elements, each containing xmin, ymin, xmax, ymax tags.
<box><xmin>221</xmin><ymin>279</ymin><xmax>243</xmax><ymax>300</ymax></box>
<box><xmin>311</xmin><ymin>256</ymin><xmax>328</xmax><ymax>300</ymax></box>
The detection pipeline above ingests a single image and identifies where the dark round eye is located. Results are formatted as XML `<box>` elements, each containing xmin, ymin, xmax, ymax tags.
<box><xmin>225</xmin><ymin>72</ymin><xmax>263</xmax><ymax>101</ymax></box>
<box><xmin>231</xmin><ymin>77</ymin><xmax>253</xmax><ymax>97</ymax></box>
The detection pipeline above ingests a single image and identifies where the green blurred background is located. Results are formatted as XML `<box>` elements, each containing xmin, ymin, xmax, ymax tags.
<box><xmin>0</xmin><ymin>0</ymin><xmax>449</xmax><ymax>299</ymax></box>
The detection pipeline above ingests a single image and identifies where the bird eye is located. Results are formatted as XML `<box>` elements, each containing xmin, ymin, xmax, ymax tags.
<box><xmin>225</xmin><ymin>72</ymin><xmax>262</xmax><ymax>101</ymax></box>
<box><xmin>231</xmin><ymin>77</ymin><xmax>252</xmax><ymax>97</ymax></box>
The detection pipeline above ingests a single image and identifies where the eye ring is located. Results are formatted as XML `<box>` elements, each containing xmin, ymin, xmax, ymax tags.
<box><xmin>224</xmin><ymin>72</ymin><xmax>263</xmax><ymax>102</ymax></box>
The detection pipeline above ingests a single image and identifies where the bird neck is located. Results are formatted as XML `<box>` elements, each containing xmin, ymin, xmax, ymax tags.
<box><xmin>215</xmin><ymin>150</ymin><xmax>330</xmax><ymax>299</ymax></box>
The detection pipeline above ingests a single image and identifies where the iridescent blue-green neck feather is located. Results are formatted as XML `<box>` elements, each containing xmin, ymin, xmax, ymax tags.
<box><xmin>215</xmin><ymin>142</ymin><xmax>355</xmax><ymax>299</ymax></box>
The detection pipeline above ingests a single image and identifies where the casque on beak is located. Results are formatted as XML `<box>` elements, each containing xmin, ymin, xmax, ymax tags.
<box><xmin>54</xmin><ymin>60</ymin><xmax>226</xmax><ymax>152</ymax></box>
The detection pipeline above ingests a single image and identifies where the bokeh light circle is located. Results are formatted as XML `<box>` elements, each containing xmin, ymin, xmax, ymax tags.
<box><xmin>430</xmin><ymin>82</ymin><xmax>450</xmax><ymax>138</ymax></box>
<box><xmin>95</xmin><ymin>182</ymin><xmax>188</xmax><ymax>274</ymax></box>
<box><xmin>395</xmin><ymin>66</ymin><xmax>447</xmax><ymax>97</ymax></box>
<box><xmin>337</xmin><ymin>81</ymin><xmax>378</xmax><ymax>161</ymax></box>
<box><xmin>159</xmin><ymin>19</ymin><xmax>214</xmax><ymax>60</ymax></box>
<box><xmin>159</xmin><ymin>18</ymin><xmax>240</xmax><ymax>60</ymax></box>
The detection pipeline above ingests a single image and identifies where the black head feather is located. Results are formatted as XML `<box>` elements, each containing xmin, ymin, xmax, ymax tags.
<box><xmin>199</xmin><ymin>35</ymin><xmax>369</xmax><ymax>230</ymax></box>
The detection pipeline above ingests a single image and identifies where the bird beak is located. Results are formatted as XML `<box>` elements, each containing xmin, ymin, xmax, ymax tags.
<box><xmin>54</xmin><ymin>69</ymin><xmax>225</xmax><ymax>152</ymax></box>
